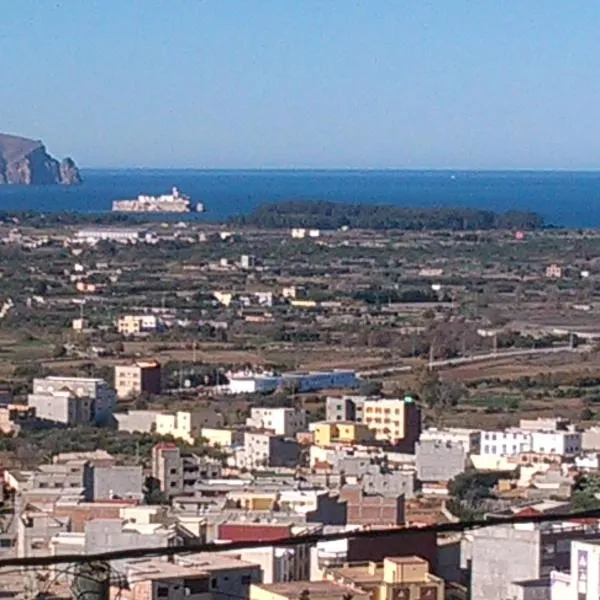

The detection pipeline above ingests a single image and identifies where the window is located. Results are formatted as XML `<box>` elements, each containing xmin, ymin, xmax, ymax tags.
<box><xmin>211</xmin><ymin>578</ymin><xmax>218</xmax><ymax>589</ymax></box>
<box><xmin>241</xmin><ymin>575</ymin><xmax>252</xmax><ymax>585</ymax></box>
<box><xmin>169</xmin><ymin>468</ymin><xmax>177</xmax><ymax>475</ymax></box>
<box><xmin>157</xmin><ymin>586</ymin><xmax>169</xmax><ymax>598</ymax></box>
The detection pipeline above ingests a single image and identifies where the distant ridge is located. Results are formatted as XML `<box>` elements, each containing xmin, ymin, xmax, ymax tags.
<box><xmin>0</xmin><ymin>133</ymin><xmax>81</xmax><ymax>185</ymax></box>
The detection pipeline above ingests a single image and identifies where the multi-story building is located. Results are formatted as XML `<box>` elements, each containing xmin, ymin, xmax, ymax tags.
<box><xmin>201</xmin><ymin>427</ymin><xmax>244</xmax><ymax>448</ymax></box>
<box><xmin>362</xmin><ymin>397</ymin><xmax>421</xmax><ymax>451</ymax></box>
<box><xmin>465</xmin><ymin>519</ymin><xmax>600</xmax><ymax>600</ymax></box>
<box><xmin>339</xmin><ymin>484</ymin><xmax>405</xmax><ymax>527</ymax></box>
<box><xmin>479</xmin><ymin>429</ymin><xmax>532</xmax><ymax>457</ymax></box>
<box><xmin>151</xmin><ymin>443</ymin><xmax>222</xmax><ymax>497</ymax></box>
<box><xmin>238</xmin><ymin>432</ymin><xmax>301</xmax><ymax>470</ymax></box>
<box><xmin>324</xmin><ymin>555</ymin><xmax>445</xmax><ymax>600</ymax></box>
<box><xmin>117</xmin><ymin>314</ymin><xmax>160</xmax><ymax>335</ymax></box>
<box><xmin>246</xmin><ymin>407</ymin><xmax>306</xmax><ymax>438</ymax></box>
<box><xmin>530</xmin><ymin>430</ymin><xmax>582</xmax><ymax>457</ymax></box>
<box><xmin>82</xmin><ymin>463</ymin><xmax>143</xmax><ymax>502</ymax></box>
<box><xmin>31</xmin><ymin>376</ymin><xmax>116</xmax><ymax>425</ymax></box>
<box><xmin>27</xmin><ymin>390</ymin><xmax>93</xmax><ymax>426</ymax></box>
<box><xmin>326</xmin><ymin>396</ymin><xmax>367</xmax><ymax>422</ymax></box>
<box><xmin>550</xmin><ymin>539</ymin><xmax>600</xmax><ymax>600</ymax></box>
<box><xmin>75</xmin><ymin>227</ymin><xmax>147</xmax><ymax>244</ymax></box>
<box><xmin>114</xmin><ymin>360</ymin><xmax>162</xmax><ymax>399</ymax></box>
<box><xmin>415</xmin><ymin>440</ymin><xmax>469</xmax><ymax>483</ymax></box>
<box><xmin>122</xmin><ymin>554</ymin><xmax>262</xmax><ymax>600</ymax></box>
<box><xmin>115</xmin><ymin>409</ymin><xmax>163</xmax><ymax>434</ymax></box>
<box><xmin>155</xmin><ymin>410</ymin><xmax>224</xmax><ymax>444</ymax></box>
<box><xmin>419</xmin><ymin>427</ymin><xmax>481</xmax><ymax>454</ymax></box>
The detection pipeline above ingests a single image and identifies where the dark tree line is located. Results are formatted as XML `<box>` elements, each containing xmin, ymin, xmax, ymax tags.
<box><xmin>233</xmin><ymin>200</ymin><xmax>544</xmax><ymax>231</ymax></box>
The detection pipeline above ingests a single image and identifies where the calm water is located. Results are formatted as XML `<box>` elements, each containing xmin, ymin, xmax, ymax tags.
<box><xmin>0</xmin><ymin>169</ymin><xmax>599</xmax><ymax>227</ymax></box>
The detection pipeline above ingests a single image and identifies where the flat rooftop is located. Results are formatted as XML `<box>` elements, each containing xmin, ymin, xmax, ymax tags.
<box><xmin>254</xmin><ymin>581</ymin><xmax>369</xmax><ymax>600</ymax></box>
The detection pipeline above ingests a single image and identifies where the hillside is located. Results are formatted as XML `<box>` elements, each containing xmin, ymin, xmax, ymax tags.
<box><xmin>0</xmin><ymin>133</ymin><xmax>81</xmax><ymax>185</ymax></box>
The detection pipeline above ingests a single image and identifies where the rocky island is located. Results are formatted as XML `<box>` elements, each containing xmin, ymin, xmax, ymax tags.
<box><xmin>0</xmin><ymin>133</ymin><xmax>82</xmax><ymax>185</ymax></box>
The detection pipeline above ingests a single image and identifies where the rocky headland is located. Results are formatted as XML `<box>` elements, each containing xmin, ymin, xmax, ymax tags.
<box><xmin>0</xmin><ymin>133</ymin><xmax>82</xmax><ymax>185</ymax></box>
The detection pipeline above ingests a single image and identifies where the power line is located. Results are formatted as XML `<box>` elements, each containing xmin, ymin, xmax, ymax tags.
<box><xmin>1</xmin><ymin>506</ymin><xmax>599</xmax><ymax>570</ymax></box>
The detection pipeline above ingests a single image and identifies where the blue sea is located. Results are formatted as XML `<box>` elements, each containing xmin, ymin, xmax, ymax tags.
<box><xmin>0</xmin><ymin>169</ymin><xmax>599</xmax><ymax>227</ymax></box>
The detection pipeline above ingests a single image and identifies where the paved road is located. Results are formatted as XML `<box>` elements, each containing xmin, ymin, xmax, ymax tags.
<box><xmin>359</xmin><ymin>344</ymin><xmax>591</xmax><ymax>378</ymax></box>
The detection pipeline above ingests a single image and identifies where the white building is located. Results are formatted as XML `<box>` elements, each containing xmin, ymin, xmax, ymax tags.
<box><xmin>32</xmin><ymin>376</ymin><xmax>116</xmax><ymax>425</ymax></box>
<box><xmin>75</xmin><ymin>228</ymin><xmax>149</xmax><ymax>244</ymax></box>
<box><xmin>228</xmin><ymin>375</ymin><xmax>281</xmax><ymax>395</ymax></box>
<box><xmin>550</xmin><ymin>539</ymin><xmax>600</xmax><ymax>600</ymax></box>
<box><xmin>479</xmin><ymin>430</ymin><xmax>532</xmax><ymax>457</ymax></box>
<box><xmin>530</xmin><ymin>430</ymin><xmax>581</xmax><ymax>457</ymax></box>
<box><xmin>246</xmin><ymin>407</ymin><xmax>307</xmax><ymax>437</ymax></box>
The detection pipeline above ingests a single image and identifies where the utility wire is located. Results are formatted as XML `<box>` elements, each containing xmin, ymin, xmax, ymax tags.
<box><xmin>1</xmin><ymin>507</ymin><xmax>599</xmax><ymax>570</ymax></box>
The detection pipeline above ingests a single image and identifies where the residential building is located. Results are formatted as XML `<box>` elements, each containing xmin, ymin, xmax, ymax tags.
<box><xmin>324</xmin><ymin>555</ymin><xmax>444</xmax><ymax>600</ymax></box>
<box><xmin>326</xmin><ymin>396</ymin><xmax>366</xmax><ymax>423</ymax></box>
<box><xmin>339</xmin><ymin>485</ymin><xmax>405</xmax><ymax>527</ymax></box>
<box><xmin>546</xmin><ymin>264</ymin><xmax>563</xmax><ymax>278</ymax></box>
<box><xmin>362</xmin><ymin>397</ymin><xmax>421</xmax><ymax>451</ymax></box>
<box><xmin>465</xmin><ymin>519</ymin><xmax>600</xmax><ymax>600</ymax></box>
<box><xmin>419</xmin><ymin>427</ymin><xmax>481</xmax><ymax>454</ymax></box>
<box><xmin>240</xmin><ymin>254</ymin><xmax>256</xmax><ymax>269</ymax></box>
<box><xmin>114</xmin><ymin>360</ymin><xmax>162</xmax><ymax>399</ymax></box>
<box><xmin>151</xmin><ymin>443</ymin><xmax>222</xmax><ymax>497</ymax></box>
<box><xmin>415</xmin><ymin>440</ymin><xmax>469</xmax><ymax>483</ymax></box>
<box><xmin>122</xmin><ymin>554</ymin><xmax>261</xmax><ymax>600</ymax></box>
<box><xmin>530</xmin><ymin>430</ymin><xmax>581</xmax><ymax>457</ymax></box>
<box><xmin>246</xmin><ymin>407</ymin><xmax>307</xmax><ymax>438</ymax></box>
<box><xmin>251</xmin><ymin>581</ymin><xmax>370</xmax><ymax>600</ymax></box>
<box><xmin>117</xmin><ymin>314</ymin><xmax>160</xmax><ymax>335</ymax></box>
<box><xmin>238</xmin><ymin>432</ymin><xmax>301</xmax><ymax>470</ymax></box>
<box><xmin>82</xmin><ymin>463</ymin><xmax>143</xmax><ymax>501</ymax></box>
<box><xmin>313</xmin><ymin>422</ymin><xmax>374</xmax><ymax>446</ymax></box>
<box><xmin>27</xmin><ymin>390</ymin><xmax>93</xmax><ymax>426</ymax></box>
<box><xmin>31</xmin><ymin>376</ymin><xmax>116</xmax><ymax>425</ymax></box>
<box><xmin>479</xmin><ymin>429</ymin><xmax>532</xmax><ymax>457</ymax></box>
<box><xmin>550</xmin><ymin>539</ymin><xmax>600</xmax><ymax>600</ymax></box>
<box><xmin>156</xmin><ymin>410</ymin><xmax>224</xmax><ymax>444</ymax></box>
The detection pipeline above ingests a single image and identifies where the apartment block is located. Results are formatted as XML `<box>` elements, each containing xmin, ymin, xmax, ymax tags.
<box><xmin>326</xmin><ymin>396</ymin><xmax>367</xmax><ymax>422</ymax></box>
<box><xmin>325</xmin><ymin>556</ymin><xmax>444</xmax><ymax>600</ymax></box>
<box><xmin>246</xmin><ymin>407</ymin><xmax>306</xmax><ymax>437</ymax></box>
<box><xmin>151</xmin><ymin>443</ymin><xmax>222</xmax><ymax>497</ymax></box>
<box><xmin>362</xmin><ymin>397</ymin><xmax>421</xmax><ymax>451</ymax></box>
<box><xmin>238</xmin><ymin>432</ymin><xmax>301</xmax><ymax>470</ymax></box>
<box><xmin>466</xmin><ymin>520</ymin><xmax>600</xmax><ymax>600</ymax></box>
<box><xmin>27</xmin><ymin>390</ymin><xmax>93</xmax><ymax>426</ymax></box>
<box><xmin>114</xmin><ymin>360</ymin><xmax>162</xmax><ymax>399</ymax></box>
<box><xmin>156</xmin><ymin>410</ymin><xmax>224</xmax><ymax>444</ymax></box>
<box><xmin>31</xmin><ymin>376</ymin><xmax>116</xmax><ymax>425</ymax></box>
<box><xmin>550</xmin><ymin>539</ymin><xmax>600</xmax><ymax>600</ymax></box>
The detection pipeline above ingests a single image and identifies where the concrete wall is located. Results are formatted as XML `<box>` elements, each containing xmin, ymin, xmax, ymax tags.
<box><xmin>83</xmin><ymin>464</ymin><xmax>143</xmax><ymax>501</ymax></box>
<box><xmin>416</xmin><ymin>440</ymin><xmax>468</xmax><ymax>483</ymax></box>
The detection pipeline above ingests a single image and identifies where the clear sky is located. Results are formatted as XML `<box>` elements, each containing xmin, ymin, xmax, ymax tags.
<box><xmin>2</xmin><ymin>0</ymin><xmax>600</xmax><ymax>169</ymax></box>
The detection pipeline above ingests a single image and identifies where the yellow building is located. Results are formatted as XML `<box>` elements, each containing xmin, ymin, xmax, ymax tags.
<box><xmin>155</xmin><ymin>410</ymin><xmax>223</xmax><ymax>444</ymax></box>
<box><xmin>325</xmin><ymin>556</ymin><xmax>444</xmax><ymax>600</ymax></box>
<box><xmin>362</xmin><ymin>398</ymin><xmax>420</xmax><ymax>444</ymax></box>
<box><xmin>227</xmin><ymin>490</ymin><xmax>278</xmax><ymax>511</ymax></box>
<box><xmin>313</xmin><ymin>422</ymin><xmax>374</xmax><ymax>446</ymax></box>
<box><xmin>201</xmin><ymin>427</ymin><xmax>243</xmax><ymax>448</ymax></box>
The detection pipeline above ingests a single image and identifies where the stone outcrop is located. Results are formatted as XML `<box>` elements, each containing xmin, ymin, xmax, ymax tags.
<box><xmin>0</xmin><ymin>133</ymin><xmax>82</xmax><ymax>185</ymax></box>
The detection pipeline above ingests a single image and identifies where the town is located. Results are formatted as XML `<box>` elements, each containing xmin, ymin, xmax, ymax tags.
<box><xmin>1</xmin><ymin>215</ymin><xmax>600</xmax><ymax>600</ymax></box>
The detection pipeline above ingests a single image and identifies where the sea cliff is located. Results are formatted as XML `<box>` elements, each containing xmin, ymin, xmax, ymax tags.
<box><xmin>0</xmin><ymin>133</ymin><xmax>82</xmax><ymax>185</ymax></box>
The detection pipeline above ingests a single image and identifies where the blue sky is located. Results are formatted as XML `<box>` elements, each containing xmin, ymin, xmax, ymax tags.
<box><xmin>2</xmin><ymin>1</ymin><xmax>599</xmax><ymax>169</ymax></box>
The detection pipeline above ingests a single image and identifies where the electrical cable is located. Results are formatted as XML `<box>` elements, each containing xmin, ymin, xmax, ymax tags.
<box><xmin>0</xmin><ymin>506</ymin><xmax>598</xmax><ymax>569</ymax></box>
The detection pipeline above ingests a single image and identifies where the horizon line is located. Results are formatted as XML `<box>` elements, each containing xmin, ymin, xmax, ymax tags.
<box><xmin>78</xmin><ymin>166</ymin><xmax>600</xmax><ymax>173</ymax></box>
